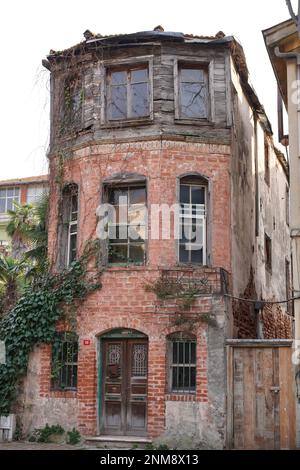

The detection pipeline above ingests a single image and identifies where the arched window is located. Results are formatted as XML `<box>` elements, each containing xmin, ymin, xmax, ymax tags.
<box><xmin>58</xmin><ymin>183</ymin><xmax>79</xmax><ymax>268</ymax></box>
<box><xmin>179</xmin><ymin>175</ymin><xmax>208</xmax><ymax>265</ymax></box>
<box><xmin>102</xmin><ymin>173</ymin><xmax>147</xmax><ymax>265</ymax></box>
<box><xmin>167</xmin><ymin>332</ymin><xmax>197</xmax><ymax>395</ymax></box>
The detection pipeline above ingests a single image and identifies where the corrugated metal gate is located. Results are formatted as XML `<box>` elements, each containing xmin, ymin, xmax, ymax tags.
<box><xmin>227</xmin><ymin>340</ymin><xmax>296</xmax><ymax>450</ymax></box>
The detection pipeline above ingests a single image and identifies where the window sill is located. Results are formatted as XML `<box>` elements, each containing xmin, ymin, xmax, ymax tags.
<box><xmin>47</xmin><ymin>390</ymin><xmax>77</xmax><ymax>398</ymax></box>
<box><xmin>101</xmin><ymin>117</ymin><xmax>153</xmax><ymax>129</ymax></box>
<box><xmin>165</xmin><ymin>394</ymin><xmax>196</xmax><ymax>402</ymax></box>
<box><xmin>174</xmin><ymin>118</ymin><xmax>214</xmax><ymax>127</ymax></box>
<box><xmin>107</xmin><ymin>263</ymin><xmax>146</xmax><ymax>271</ymax></box>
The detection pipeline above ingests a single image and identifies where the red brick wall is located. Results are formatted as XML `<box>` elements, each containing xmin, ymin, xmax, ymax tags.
<box><xmin>43</xmin><ymin>140</ymin><xmax>231</xmax><ymax>437</ymax></box>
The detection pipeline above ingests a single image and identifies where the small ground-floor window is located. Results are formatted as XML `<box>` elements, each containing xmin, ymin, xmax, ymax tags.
<box><xmin>51</xmin><ymin>332</ymin><xmax>78</xmax><ymax>390</ymax></box>
<box><xmin>167</xmin><ymin>332</ymin><xmax>196</xmax><ymax>394</ymax></box>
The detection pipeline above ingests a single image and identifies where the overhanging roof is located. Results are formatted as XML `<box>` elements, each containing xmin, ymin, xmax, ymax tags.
<box><xmin>263</xmin><ymin>18</ymin><xmax>300</xmax><ymax>108</ymax></box>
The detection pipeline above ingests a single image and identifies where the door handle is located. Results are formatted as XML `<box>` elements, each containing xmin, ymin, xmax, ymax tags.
<box><xmin>270</xmin><ymin>386</ymin><xmax>280</xmax><ymax>394</ymax></box>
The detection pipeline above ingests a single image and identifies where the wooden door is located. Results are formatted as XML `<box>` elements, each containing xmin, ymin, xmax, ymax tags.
<box><xmin>101</xmin><ymin>339</ymin><xmax>148</xmax><ymax>436</ymax></box>
<box><xmin>228</xmin><ymin>344</ymin><xmax>296</xmax><ymax>450</ymax></box>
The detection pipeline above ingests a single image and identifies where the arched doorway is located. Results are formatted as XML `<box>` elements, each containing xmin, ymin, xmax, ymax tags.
<box><xmin>98</xmin><ymin>328</ymin><xmax>148</xmax><ymax>436</ymax></box>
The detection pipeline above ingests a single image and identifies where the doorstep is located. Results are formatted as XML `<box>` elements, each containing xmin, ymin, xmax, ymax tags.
<box><xmin>84</xmin><ymin>435</ymin><xmax>152</xmax><ymax>449</ymax></box>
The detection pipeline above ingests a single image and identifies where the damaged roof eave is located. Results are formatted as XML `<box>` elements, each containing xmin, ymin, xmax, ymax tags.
<box><xmin>263</xmin><ymin>18</ymin><xmax>300</xmax><ymax>109</ymax></box>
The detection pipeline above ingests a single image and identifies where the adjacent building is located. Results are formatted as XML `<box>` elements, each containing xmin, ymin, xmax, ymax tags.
<box><xmin>263</xmin><ymin>14</ymin><xmax>300</xmax><ymax>449</ymax></box>
<box><xmin>17</xmin><ymin>28</ymin><xmax>293</xmax><ymax>448</ymax></box>
<box><xmin>0</xmin><ymin>175</ymin><xmax>48</xmax><ymax>251</ymax></box>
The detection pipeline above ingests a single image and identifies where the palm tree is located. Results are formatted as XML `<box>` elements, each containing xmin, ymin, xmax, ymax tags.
<box><xmin>6</xmin><ymin>202</ymin><xmax>36</xmax><ymax>259</ymax></box>
<box><xmin>0</xmin><ymin>255</ymin><xmax>25</xmax><ymax>315</ymax></box>
<box><xmin>24</xmin><ymin>194</ymin><xmax>49</xmax><ymax>277</ymax></box>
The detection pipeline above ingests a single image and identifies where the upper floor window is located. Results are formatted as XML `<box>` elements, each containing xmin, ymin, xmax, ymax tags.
<box><xmin>58</xmin><ymin>184</ymin><xmax>78</xmax><ymax>268</ymax></box>
<box><xmin>178</xmin><ymin>66</ymin><xmax>208</xmax><ymax>120</ymax></box>
<box><xmin>61</xmin><ymin>76</ymin><xmax>83</xmax><ymax>131</ymax></box>
<box><xmin>107</xmin><ymin>66</ymin><xmax>150</xmax><ymax>121</ymax></box>
<box><xmin>0</xmin><ymin>187</ymin><xmax>20</xmax><ymax>213</ymax></box>
<box><xmin>27</xmin><ymin>185</ymin><xmax>48</xmax><ymax>205</ymax></box>
<box><xmin>167</xmin><ymin>332</ymin><xmax>196</xmax><ymax>395</ymax></box>
<box><xmin>105</xmin><ymin>183</ymin><xmax>147</xmax><ymax>265</ymax></box>
<box><xmin>51</xmin><ymin>332</ymin><xmax>78</xmax><ymax>391</ymax></box>
<box><xmin>179</xmin><ymin>176</ymin><xmax>207</xmax><ymax>265</ymax></box>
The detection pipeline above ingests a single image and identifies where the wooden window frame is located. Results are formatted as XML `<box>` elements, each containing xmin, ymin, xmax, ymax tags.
<box><xmin>178</xmin><ymin>176</ymin><xmax>208</xmax><ymax>266</ymax></box>
<box><xmin>100</xmin><ymin>56</ymin><xmax>154</xmax><ymax>127</ymax></box>
<box><xmin>174</xmin><ymin>58</ymin><xmax>215</xmax><ymax>124</ymax></box>
<box><xmin>103</xmin><ymin>182</ymin><xmax>147</xmax><ymax>266</ymax></box>
<box><xmin>67</xmin><ymin>191</ymin><xmax>78</xmax><ymax>267</ymax></box>
<box><xmin>167</xmin><ymin>333</ymin><xmax>197</xmax><ymax>395</ymax></box>
<box><xmin>61</xmin><ymin>75</ymin><xmax>84</xmax><ymax>131</ymax></box>
<box><xmin>58</xmin><ymin>183</ymin><xmax>79</xmax><ymax>269</ymax></box>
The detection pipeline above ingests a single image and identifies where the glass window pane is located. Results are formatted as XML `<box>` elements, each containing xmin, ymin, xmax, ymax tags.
<box><xmin>179</xmin><ymin>342</ymin><xmax>184</xmax><ymax>363</ymax></box>
<box><xmin>173</xmin><ymin>342</ymin><xmax>178</xmax><ymax>363</ymax></box>
<box><xmin>172</xmin><ymin>367</ymin><xmax>178</xmax><ymax>389</ymax></box>
<box><xmin>131</xmin><ymin>68</ymin><xmax>148</xmax><ymax>83</ymax></box>
<box><xmin>0</xmin><ymin>190</ymin><xmax>6</xmax><ymax>197</ymax></box>
<box><xmin>129</xmin><ymin>244</ymin><xmax>145</xmax><ymax>263</ymax></box>
<box><xmin>108</xmin><ymin>188</ymin><xmax>128</xmax><ymax>206</ymax></box>
<box><xmin>184</xmin><ymin>367</ymin><xmax>190</xmax><ymax>388</ymax></box>
<box><xmin>6</xmin><ymin>199</ymin><xmax>13</xmax><ymax>211</ymax></box>
<box><xmin>110</xmin><ymin>85</ymin><xmax>127</xmax><ymax>120</ymax></box>
<box><xmin>111</xmin><ymin>71</ymin><xmax>127</xmax><ymax>85</ymax></box>
<box><xmin>128</xmin><ymin>205</ymin><xmax>146</xmax><ymax>225</ymax></box>
<box><xmin>179</xmin><ymin>244</ymin><xmax>189</xmax><ymax>263</ymax></box>
<box><xmin>191</xmin><ymin>248</ymin><xmax>203</xmax><ymax>264</ymax></box>
<box><xmin>191</xmin><ymin>186</ymin><xmax>205</xmax><ymax>204</ymax></box>
<box><xmin>131</xmin><ymin>83</ymin><xmax>149</xmax><ymax>117</ymax></box>
<box><xmin>184</xmin><ymin>342</ymin><xmax>190</xmax><ymax>364</ymax></box>
<box><xmin>191</xmin><ymin>342</ymin><xmax>196</xmax><ymax>364</ymax></box>
<box><xmin>181</xmin><ymin>68</ymin><xmax>204</xmax><ymax>83</ymax></box>
<box><xmin>72</xmin><ymin>365</ymin><xmax>78</xmax><ymax>388</ymax></box>
<box><xmin>129</xmin><ymin>225</ymin><xmax>145</xmax><ymax>242</ymax></box>
<box><xmin>178</xmin><ymin>367</ymin><xmax>184</xmax><ymax>388</ymax></box>
<box><xmin>109</xmin><ymin>244</ymin><xmax>128</xmax><ymax>263</ymax></box>
<box><xmin>129</xmin><ymin>187</ymin><xmax>146</xmax><ymax>205</ymax></box>
<box><xmin>109</xmin><ymin>225</ymin><xmax>128</xmax><ymax>243</ymax></box>
<box><xmin>180</xmin><ymin>185</ymin><xmax>190</xmax><ymax>204</ymax></box>
<box><xmin>7</xmin><ymin>188</ymin><xmax>14</xmax><ymax>197</ymax></box>
<box><xmin>0</xmin><ymin>198</ymin><xmax>5</xmax><ymax>213</ymax></box>
<box><xmin>190</xmin><ymin>367</ymin><xmax>196</xmax><ymax>389</ymax></box>
<box><xmin>180</xmin><ymin>223</ymin><xmax>192</xmax><ymax>243</ymax></box>
<box><xmin>69</xmin><ymin>233</ymin><xmax>77</xmax><ymax>263</ymax></box>
<box><xmin>180</xmin><ymin>82</ymin><xmax>207</xmax><ymax>119</ymax></box>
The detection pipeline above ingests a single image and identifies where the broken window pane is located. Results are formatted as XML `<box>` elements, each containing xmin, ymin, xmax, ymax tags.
<box><xmin>110</xmin><ymin>84</ymin><xmax>127</xmax><ymax>120</ymax></box>
<box><xmin>179</xmin><ymin>67</ymin><xmax>208</xmax><ymax>119</ymax></box>
<box><xmin>108</xmin><ymin>66</ymin><xmax>150</xmax><ymax>120</ymax></box>
<box><xmin>131</xmin><ymin>83</ymin><xmax>149</xmax><ymax>118</ymax></box>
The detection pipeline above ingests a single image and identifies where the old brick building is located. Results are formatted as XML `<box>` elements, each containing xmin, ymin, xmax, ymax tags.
<box><xmin>19</xmin><ymin>28</ymin><xmax>292</xmax><ymax>448</ymax></box>
<box><xmin>0</xmin><ymin>175</ymin><xmax>48</xmax><ymax>252</ymax></box>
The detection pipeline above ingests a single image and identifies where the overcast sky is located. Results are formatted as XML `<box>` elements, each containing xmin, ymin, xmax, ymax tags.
<box><xmin>0</xmin><ymin>0</ymin><xmax>295</xmax><ymax>180</ymax></box>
